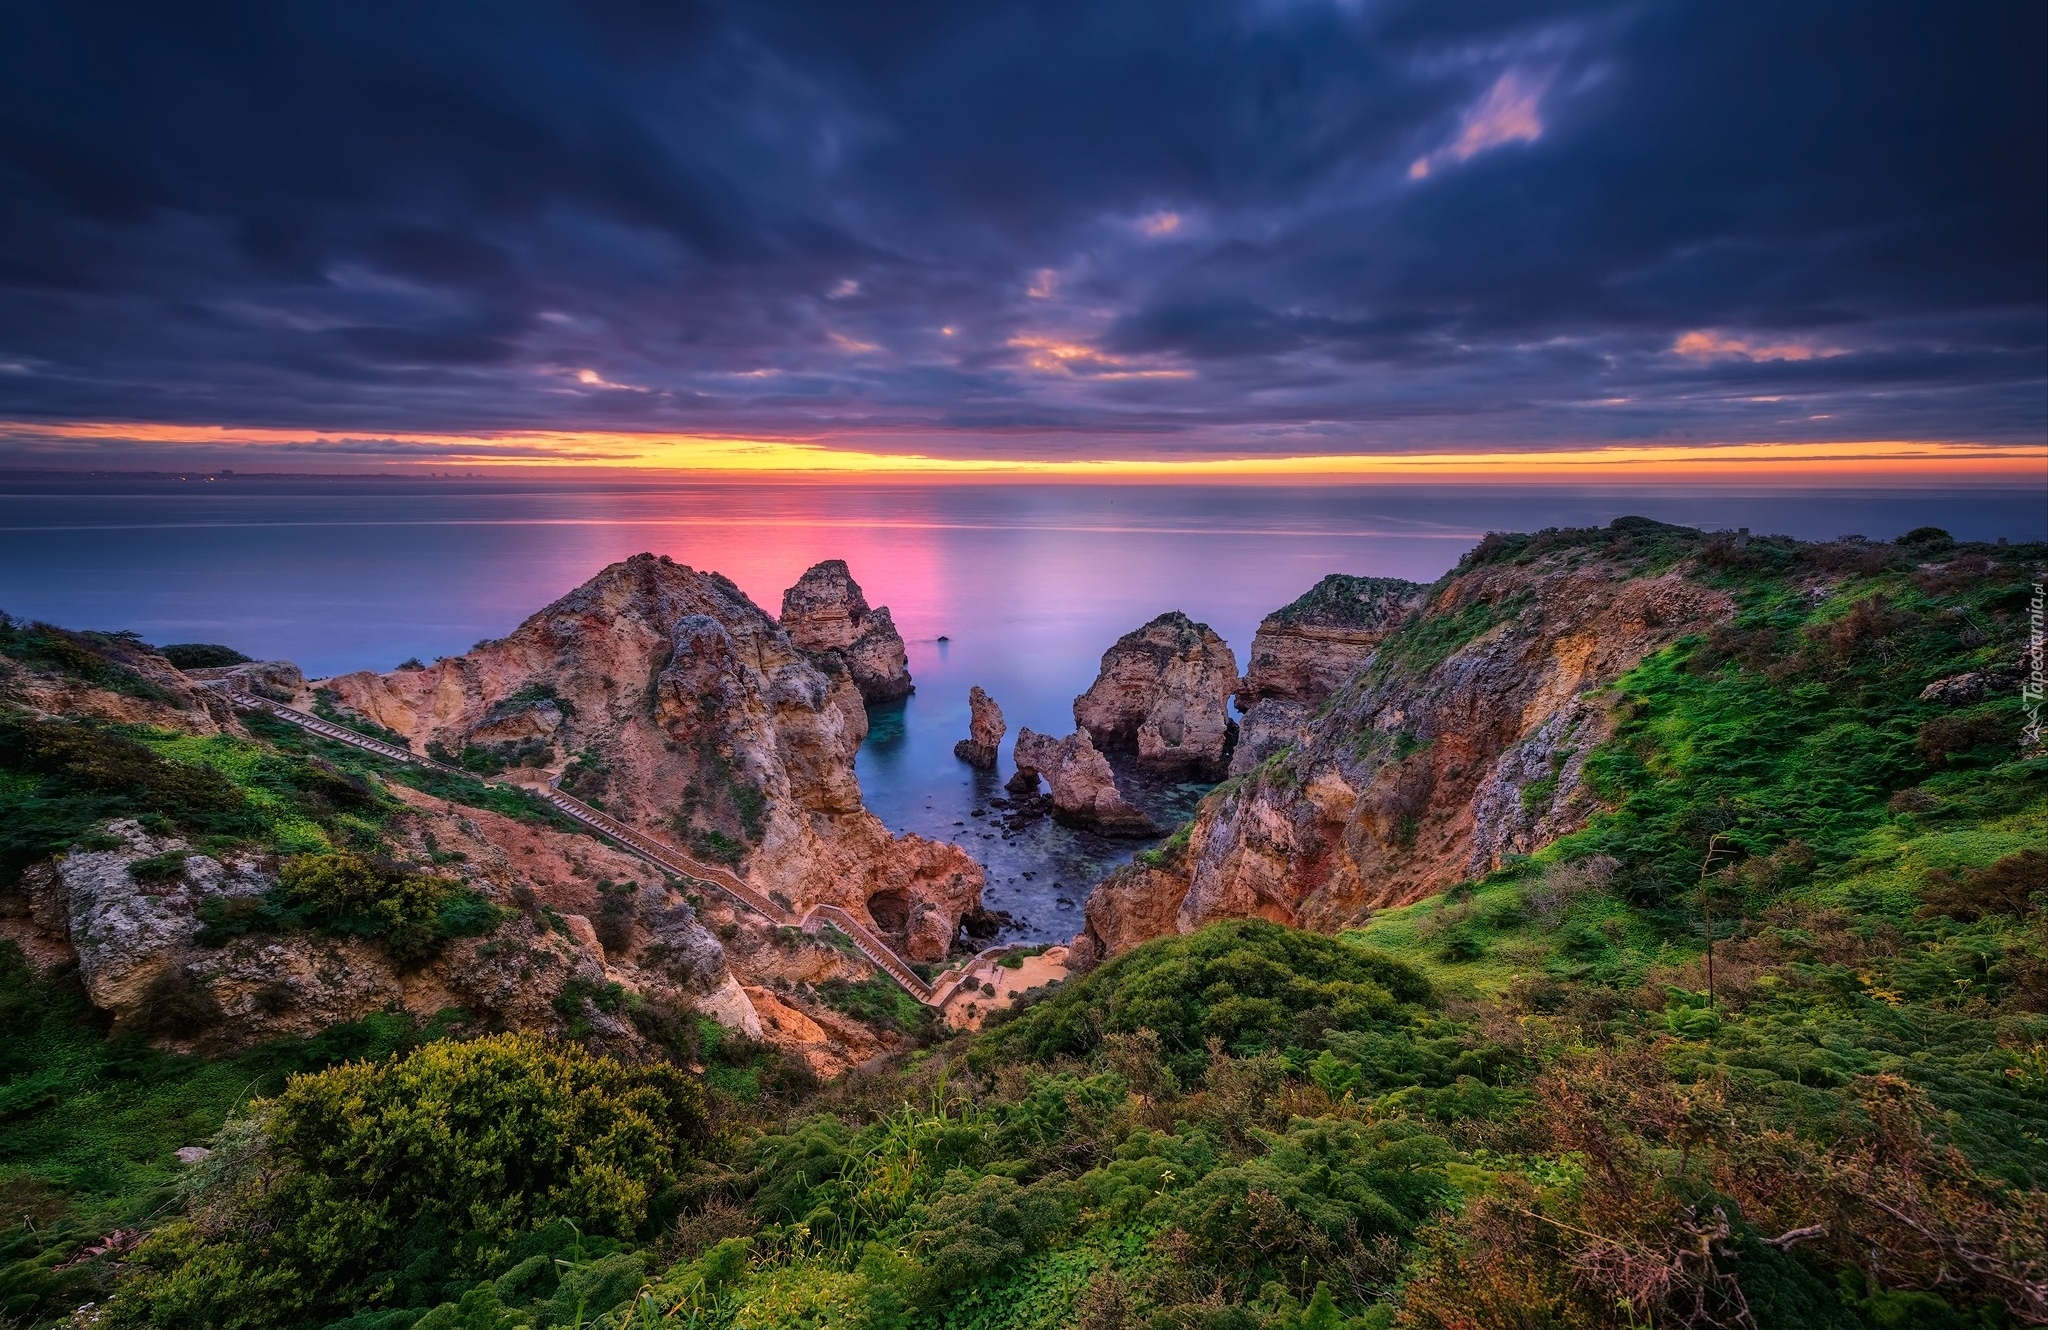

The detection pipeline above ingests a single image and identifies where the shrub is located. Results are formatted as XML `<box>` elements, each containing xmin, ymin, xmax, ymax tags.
<box><xmin>1918</xmin><ymin>849</ymin><xmax>2048</xmax><ymax>921</ymax></box>
<box><xmin>128</xmin><ymin>849</ymin><xmax>190</xmax><ymax>882</ymax></box>
<box><xmin>157</xmin><ymin>643</ymin><xmax>253</xmax><ymax>670</ymax></box>
<box><xmin>0</xmin><ymin>617</ymin><xmax>178</xmax><ymax>701</ymax></box>
<box><xmin>0</xmin><ymin>710</ymin><xmax>263</xmax><ymax>882</ymax></box>
<box><xmin>1916</xmin><ymin>709</ymin><xmax>2016</xmax><ymax>766</ymax></box>
<box><xmin>103</xmin><ymin>1034</ymin><xmax>710</xmax><ymax>1324</ymax></box>
<box><xmin>974</xmin><ymin>920</ymin><xmax>1434</xmax><ymax>1079</ymax></box>
<box><xmin>202</xmin><ymin>852</ymin><xmax>502</xmax><ymax>963</ymax></box>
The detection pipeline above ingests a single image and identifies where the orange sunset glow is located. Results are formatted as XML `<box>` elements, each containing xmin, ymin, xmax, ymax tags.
<box><xmin>2</xmin><ymin>421</ymin><xmax>2037</xmax><ymax>480</ymax></box>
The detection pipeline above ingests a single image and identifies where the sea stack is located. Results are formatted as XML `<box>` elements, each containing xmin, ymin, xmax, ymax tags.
<box><xmin>1073</xmin><ymin>610</ymin><xmax>1239</xmax><ymax>777</ymax></box>
<box><xmin>1012</xmin><ymin>727</ymin><xmax>1158</xmax><ymax>836</ymax></box>
<box><xmin>780</xmin><ymin>559</ymin><xmax>914</xmax><ymax>702</ymax></box>
<box><xmin>953</xmin><ymin>686</ymin><xmax>1005</xmax><ymax>768</ymax></box>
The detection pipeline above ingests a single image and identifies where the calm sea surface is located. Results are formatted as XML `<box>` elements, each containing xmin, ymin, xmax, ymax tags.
<box><xmin>3</xmin><ymin>476</ymin><xmax>2039</xmax><ymax>940</ymax></box>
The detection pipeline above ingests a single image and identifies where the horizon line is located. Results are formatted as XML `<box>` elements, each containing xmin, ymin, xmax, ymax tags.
<box><xmin>0</xmin><ymin>421</ymin><xmax>2042</xmax><ymax>482</ymax></box>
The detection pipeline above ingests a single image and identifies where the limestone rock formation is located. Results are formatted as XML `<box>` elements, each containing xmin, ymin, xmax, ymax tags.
<box><xmin>780</xmin><ymin>559</ymin><xmax>914</xmax><ymax>703</ymax></box>
<box><xmin>16</xmin><ymin>816</ymin><xmax>750</xmax><ymax>1053</ymax></box>
<box><xmin>322</xmin><ymin>553</ymin><xmax>981</xmax><ymax>963</ymax></box>
<box><xmin>1076</xmin><ymin>520</ymin><xmax>1737</xmax><ymax>957</ymax></box>
<box><xmin>1013</xmin><ymin>727</ymin><xmax>1158</xmax><ymax>836</ymax></box>
<box><xmin>1076</xmin><ymin>859</ymin><xmax>1189</xmax><ymax>963</ymax></box>
<box><xmin>1073</xmin><ymin>612</ymin><xmax>1239</xmax><ymax>776</ymax></box>
<box><xmin>1230</xmin><ymin>574</ymin><xmax>1425</xmax><ymax>775</ymax></box>
<box><xmin>194</xmin><ymin>659</ymin><xmax>307</xmax><ymax>703</ymax></box>
<box><xmin>953</xmin><ymin>686</ymin><xmax>1005</xmax><ymax>768</ymax></box>
<box><xmin>0</xmin><ymin>628</ymin><xmax>242</xmax><ymax>736</ymax></box>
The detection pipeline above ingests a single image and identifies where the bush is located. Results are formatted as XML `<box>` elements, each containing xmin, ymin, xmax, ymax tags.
<box><xmin>198</xmin><ymin>852</ymin><xmax>502</xmax><ymax>963</ymax></box>
<box><xmin>128</xmin><ymin>849</ymin><xmax>190</xmax><ymax>882</ymax></box>
<box><xmin>0</xmin><ymin>616</ymin><xmax>178</xmax><ymax>701</ymax></box>
<box><xmin>974</xmin><ymin>920</ymin><xmax>1433</xmax><ymax>1079</ymax></box>
<box><xmin>1917</xmin><ymin>708</ymin><xmax>2017</xmax><ymax>766</ymax></box>
<box><xmin>1918</xmin><ymin>849</ymin><xmax>2048</xmax><ymax>921</ymax></box>
<box><xmin>0</xmin><ymin>710</ymin><xmax>264</xmax><ymax>882</ymax></box>
<box><xmin>157</xmin><ymin>643</ymin><xmax>253</xmax><ymax>670</ymax></box>
<box><xmin>103</xmin><ymin>1035</ymin><xmax>710</xmax><ymax>1325</ymax></box>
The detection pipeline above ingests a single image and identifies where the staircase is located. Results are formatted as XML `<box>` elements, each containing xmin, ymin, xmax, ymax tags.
<box><xmin>216</xmin><ymin>687</ymin><xmax>1021</xmax><ymax>1008</ymax></box>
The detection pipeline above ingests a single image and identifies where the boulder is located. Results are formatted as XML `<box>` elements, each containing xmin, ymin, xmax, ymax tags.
<box><xmin>1073</xmin><ymin>612</ymin><xmax>1238</xmax><ymax>776</ymax></box>
<box><xmin>952</xmin><ymin>686</ymin><xmax>1006</xmax><ymax>768</ymax></box>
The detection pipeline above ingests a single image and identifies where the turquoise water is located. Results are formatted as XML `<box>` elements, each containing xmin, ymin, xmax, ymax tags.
<box><xmin>2</xmin><ymin>475</ymin><xmax>2037</xmax><ymax>940</ymax></box>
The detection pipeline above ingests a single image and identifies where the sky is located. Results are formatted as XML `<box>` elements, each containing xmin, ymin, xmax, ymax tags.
<box><xmin>0</xmin><ymin>0</ymin><xmax>2042</xmax><ymax>478</ymax></box>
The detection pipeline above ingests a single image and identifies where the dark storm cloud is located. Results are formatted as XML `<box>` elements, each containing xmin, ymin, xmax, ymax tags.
<box><xmin>0</xmin><ymin>0</ymin><xmax>2039</xmax><ymax>457</ymax></box>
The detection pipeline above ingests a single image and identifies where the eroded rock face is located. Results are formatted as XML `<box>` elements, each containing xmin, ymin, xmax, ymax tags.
<box><xmin>53</xmin><ymin>821</ymin><xmax>271</xmax><ymax>1020</ymax></box>
<box><xmin>953</xmin><ymin>686</ymin><xmax>1005</xmax><ymax>768</ymax></box>
<box><xmin>205</xmin><ymin>659</ymin><xmax>307</xmax><ymax>703</ymax></box>
<box><xmin>322</xmin><ymin>553</ymin><xmax>981</xmax><ymax>963</ymax></box>
<box><xmin>1078</xmin><ymin>858</ymin><xmax>1189</xmax><ymax>960</ymax></box>
<box><xmin>1078</xmin><ymin>523</ymin><xmax>1736</xmax><ymax>956</ymax></box>
<box><xmin>1013</xmin><ymin>727</ymin><xmax>1157</xmax><ymax>836</ymax></box>
<box><xmin>1073</xmin><ymin>612</ymin><xmax>1238</xmax><ymax>776</ymax></box>
<box><xmin>780</xmin><ymin>559</ymin><xmax>914</xmax><ymax>703</ymax></box>
<box><xmin>22</xmin><ymin>813</ymin><xmax>756</xmax><ymax>1053</ymax></box>
<box><xmin>1230</xmin><ymin>575</ymin><xmax>1425</xmax><ymax>776</ymax></box>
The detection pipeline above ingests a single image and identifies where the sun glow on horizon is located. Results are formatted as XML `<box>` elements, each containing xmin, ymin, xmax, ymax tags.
<box><xmin>0</xmin><ymin>420</ymin><xmax>2040</xmax><ymax>481</ymax></box>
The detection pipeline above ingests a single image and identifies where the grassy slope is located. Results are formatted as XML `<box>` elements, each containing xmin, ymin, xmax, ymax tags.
<box><xmin>3</xmin><ymin>530</ymin><xmax>2043</xmax><ymax>1329</ymax></box>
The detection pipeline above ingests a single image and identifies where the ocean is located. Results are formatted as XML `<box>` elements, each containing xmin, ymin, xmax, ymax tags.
<box><xmin>2</xmin><ymin>474</ymin><xmax>2038</xmax><ymax>941</ymax></box>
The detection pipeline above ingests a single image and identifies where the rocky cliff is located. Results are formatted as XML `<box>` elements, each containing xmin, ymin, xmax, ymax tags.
<box><xmin>0</xmin><ymin>603</ymin><xmax>969</xmax><ymax>1073</ymax></box>
<box><xmin>780</xmin><ymin>558</ymin><xmax>914</xmax><ymax>704</ymax></box>
<box><xmin>1073</xmin><ymin>611</ymin><xmax>1239</xmax><ymax>776</ymax></box>
<box><xmin>1077</xmin><ymin>520</ymin><xmax>1736</xmax><ymax>958</ymax></box>
<box><xmin>1230</xmin><ymin>574</ymin><xmax>1424</xmax><ymax>776</ymax></box>
<box><xmin>320</xmin><ymin>554</ymin><xmax>981</xmax><ymax>961</ymax></box>
<box><xmin>8</xmin><ymin>811</ymin><xmax>757</xmax><ymax>1057</ymax></box>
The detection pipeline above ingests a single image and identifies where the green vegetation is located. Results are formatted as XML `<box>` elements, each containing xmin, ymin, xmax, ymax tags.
<box><xmin>1367</xmin><ymin>595</ymin><xmax>1513</xmax><ymax>679</ymax></box>
<box><xmin>429</xmin><ymin>736</ymin><xmax>556</xmax><ymax>776</ymax></box>
<box><xmin>1266</xmin><ymin>574</ymin><xmax>1422</xmax><ymax>627</ymax></box>
<box><xmin>156</xmin><ymin>644</ymin><xmax>253</xmax><ymax>670</ymax></box>
<box><xmin>241</xmin><ymin>710</ymin><xmax>591</xmax><ymax>837</ymax></box>
<box><xmin>311</xmin><ymin>688</ymin><xmax>414</xmax><ymax>747</ymax></box>
<box><xmin>0</xmin><ymin>950</ymin><xmax>466</xmax><ymax>1325</ymax></box>
<box><xmin>101</xmin><ymin>1035</ymin><xmax>710</xmax><ymax>1327</ymax></box>
<box><xmin>196</xmin><ymin>851</ymin><xmax>503</xmax><ymax>964</ymax></box>
<box><xmin>0</xmin><ymin>712</ymin><xmax>280</xmax><ymax>880</ymax></box>
<box><xmin>815</xmin><ymin>976</ymin><xmax>934</xmax><ymax>1037</ymax></box>
<box><xmin>673</xmin><ymin>696</ymin><xmax>772</xmax><ymax>857</ymax></box>
<box><xmin>0</xmin><ymin>614</ymin><xmax>180</xmax><ymax>703</ymax></box>
<box><xmin>2</xmin><ymin>528</ymin><xmax>2042</xmax><ymax>1328</ymax></box>
<box><xmin>1133</xmin><ymin>820</ymin><xmax>1192</xmax><ymax>870</ymax></box>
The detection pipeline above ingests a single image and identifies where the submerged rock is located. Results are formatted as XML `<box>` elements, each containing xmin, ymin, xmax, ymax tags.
<box><xmin>1073</xmin><ymin>611</ymin><xmax>1238</xmax><ymax>776</ymax></box>
<box><xmin>953</xmin><ymin>686</ymin><xmax>1006</xmax><ymax>768</ymax></box>
<box><xmin>1012</xmin><ymin>727</ymin><xmax>1157</xmax><ymax>836</ymax></box>
<box><xmin>780</xmin><ymin>559</ymin><xmax>914</xmax><ymax>703</ymax></box>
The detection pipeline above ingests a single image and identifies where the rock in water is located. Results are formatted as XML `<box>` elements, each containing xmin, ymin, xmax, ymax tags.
<box><xmin>1073</xmin><ymin>611</ymin><xmax>1238</xmax><ymax>776</ymax></box>
<box><xmin>953</xmin><ymin>686</ymin><xmax>1005</xmax><ymax>768</ymax></box>
<box><xmin>1012</xmin><ymin>727</ymin><xmax>1157</xmax><ymax>836</ymax></box>
<box><xmin>780</xmin><ymin>559</ymin><xmax>914</xmax><ymax>702</ymax></box>
<box><xmin>320</xmin><ymin>553</ymin><xmax>982</xmax><ymax>962</ymax></box>
<box><xmin>1079</xmin><ymin>519</ymin><xmax>1737</xmax><ymax>957</ymax></box>
<box><xmin>1229</xmin><ymin>574</ymin><xmax>1425</xmax><ymax>775</ymax></box>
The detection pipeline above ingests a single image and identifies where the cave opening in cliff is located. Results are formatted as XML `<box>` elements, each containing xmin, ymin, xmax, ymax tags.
<box><xmin>865</xmin><ymin>887</ymin><xmax>911</xmax><ymax>938</ymax></box>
